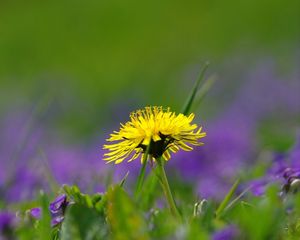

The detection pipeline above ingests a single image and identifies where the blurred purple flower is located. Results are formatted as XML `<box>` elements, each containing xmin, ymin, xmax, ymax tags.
<box><xmin>212</xmin><ymin>225</ymin><xmax>239</xmax><ymax>240</ymax></box>
<box><xmin>0</xmin><ymin>212</ymin><xmax>14</xmax><ymax>230</ymax></box>
<box><xmin>248</xmin><ymin>134</ymin><xmax>300</xmax><ymax>196</ymax></box>
<box><xmin>0</xmin><ymin>211</ymin><xmax>16</xmax><ymax>238</ymax></box>
<box><xmin>0</xmin><ymin>110</ymin><xmax>109</xmax><ymax>202</ymax></box>
<box><xmin>42</xmin><ymin>141</ymin><xmax>110</xmax><ymax>192</ymax></box>
<box><xmin>29</xmin><ymin>208</ymin><xmax>42</xmax><ymax>219</ymax></box>
<box><xmin>0</xmin><ymin>109</ymin><xmax>45</xmax><ymax>203</ymax></box>
<box><xmin>249</xmin><ymin>179</ymin><xmax>269</xmax><ymax>197</ymax></box>
<box><xmin>5</xmin><ymin>168</ymin><xmax>44</xmax><ymax>202</ymax></box>
<box><xmin>170</xmin><ymin>115</ymin><xmax>254</xmax><ymax>199</ymax></box>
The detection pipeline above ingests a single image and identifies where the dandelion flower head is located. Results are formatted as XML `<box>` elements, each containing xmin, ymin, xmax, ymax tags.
<box><xmin>103</xmin><ymin>106</ymin><xmax>206</xmax><ymax>164</ymax></box>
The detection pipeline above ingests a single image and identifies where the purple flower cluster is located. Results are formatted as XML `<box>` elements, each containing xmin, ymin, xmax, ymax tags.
<box><xmin>250</xmin><ymin>133</ymin><xmax>300</xmax><ymax>196</ymax></box>
<box><xmin>30</xmin><ymin>194</ymin><xmax>69</xmax><ymax>226</ymax></box>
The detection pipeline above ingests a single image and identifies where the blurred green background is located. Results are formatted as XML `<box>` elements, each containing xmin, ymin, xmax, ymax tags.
<box><xmin>0</xmin><ymin>0</ymin><xmax>299</xmax><ymax>138</ymax></box>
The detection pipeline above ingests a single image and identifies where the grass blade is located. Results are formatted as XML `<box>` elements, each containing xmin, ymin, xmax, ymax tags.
<box><xmin>215</xmin><ymin>178</ymin><xmax>240</xmax><ymax>218</ymax></box>
<box><xmin>193</xmin><ymin>74</ymin><xmax>216</xmax><ymax>109</ymax></box>
<box><xmin>181</xmin><ymin>62</ymin><xmax>209</xmax><ymax>115</ymax></box>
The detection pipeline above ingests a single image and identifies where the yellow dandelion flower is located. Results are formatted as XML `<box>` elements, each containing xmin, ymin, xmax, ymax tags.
<box><xmin>103</xmin><ymin>106</ymin><xmax>206</xmax><ymax>164</ymax></box>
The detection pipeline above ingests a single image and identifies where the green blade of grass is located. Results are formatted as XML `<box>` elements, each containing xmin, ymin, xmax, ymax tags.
<box><xmin>181</xmin><ymin>62</ymin><xmax>209</xmax><ymax>115</ymax></box>
<box><xmin>223</xmin><ymin>185</ymin><xmax>252</xmax><ymax>213</ymax></box>
<box><xmin>193</xmin><ymin>74</ymin><xmax>216</xmax><ymax>110</ymax></box>
<box><xmin>215</xmin><ymin>178</ymin><xmax>240</xmax><ymax>218</ymax></box>
<box><xmin>38</xmin><ymin>149</ymin><xmax>60</xmax><ymax>194</ymax></box>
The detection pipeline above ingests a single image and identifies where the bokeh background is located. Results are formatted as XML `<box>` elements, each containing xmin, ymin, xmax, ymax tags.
<box><xmin>0</xmin><ymin>0</ymin><xmax>299</xmax><ymax>203</ymax></box>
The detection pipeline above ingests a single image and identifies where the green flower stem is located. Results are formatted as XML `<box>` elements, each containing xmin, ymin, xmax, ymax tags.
<box><xmin>156</xmin><ymin>157</ymin><xmax>181</xmax><ymax>218</ymax></box>
<box><xmin>134</xmin><ymin>144</ymin><xmax>151</xmax><ymax>198</ymax></box>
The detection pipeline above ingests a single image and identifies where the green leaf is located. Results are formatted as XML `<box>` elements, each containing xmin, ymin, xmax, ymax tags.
<box><xmin>62</xmin><ymin>184</ymin><xmax>103</xmax><ymax>210</ymax></box>
<box><xmin>198</xmin><ymin>200</ymin><xmax>216</xmax><ymax>232</ymax></box>
<box><xmin>229</xmin><ymin>184</ymin><xmax>285</xmax><ymax>239</ymax></box>
<box><xmin>149</xmin><ymin>209</ymin><xmax>181</xmax><ymax>239</ymax></box>
<box><xmin>61</xmin><ymin>204</ymin><xmax>108</xmax><ymax>240</ymax></box>
<box><xmin>107</xmin><ymin>185</ymin><xmax>150</xmax><ymax>240</ymax></box>
<box><xmin>187</xmin><ymin>218</ymin><xmax>210</xmax><ymax>240</ymax></box>
<box><xmin>139</xmin><ymin>171</ymin><xmax>159</xmax><ymax>210</ymax></box>
<box><xmin>36</xmin><ymin>191</ymin><xmax>52</xmax><ymax>239</ymax></box>
<box><xmin>91</xmin><ymin>193</ymin><xmax>102</xmax><ymax>206</ymax></box>
<box><xmin>94</xmin><ymin>194</ymin><xmax>107</xmax><ymax>213</ymax></box>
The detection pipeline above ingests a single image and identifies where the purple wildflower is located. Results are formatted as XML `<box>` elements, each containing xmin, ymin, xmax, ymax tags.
<box><xmin>29</xmin><ymin>194</ymin><xmax>69</xmax><ymax>227</ymax></box>
<box><xmin>49</xmin><ymin>194</ymin><xmax>69</xmax><ymax>226</ymax></box>
<box><xmin>249</xmin><ymin>166</ymin><xmax>300</xmax><ymax>197</ymax></box>
<box><xmin>51</xmin><ymin>216</ymin><xmax>65</xmax><ymax>227</ymax></box>
<box><xmin>29</xmin><ymin>207</ymin><xmax>42</xmax><ymax>219</ymax></box>
<box><xmin>49</xmin><ymin>194</ymin><xmax>68</xmax><ymax>215</ymax></box>
<box><xmin>248</xmin><ymin>134</ymin><xmax>300</xmax><ymax>196</ymax></box>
